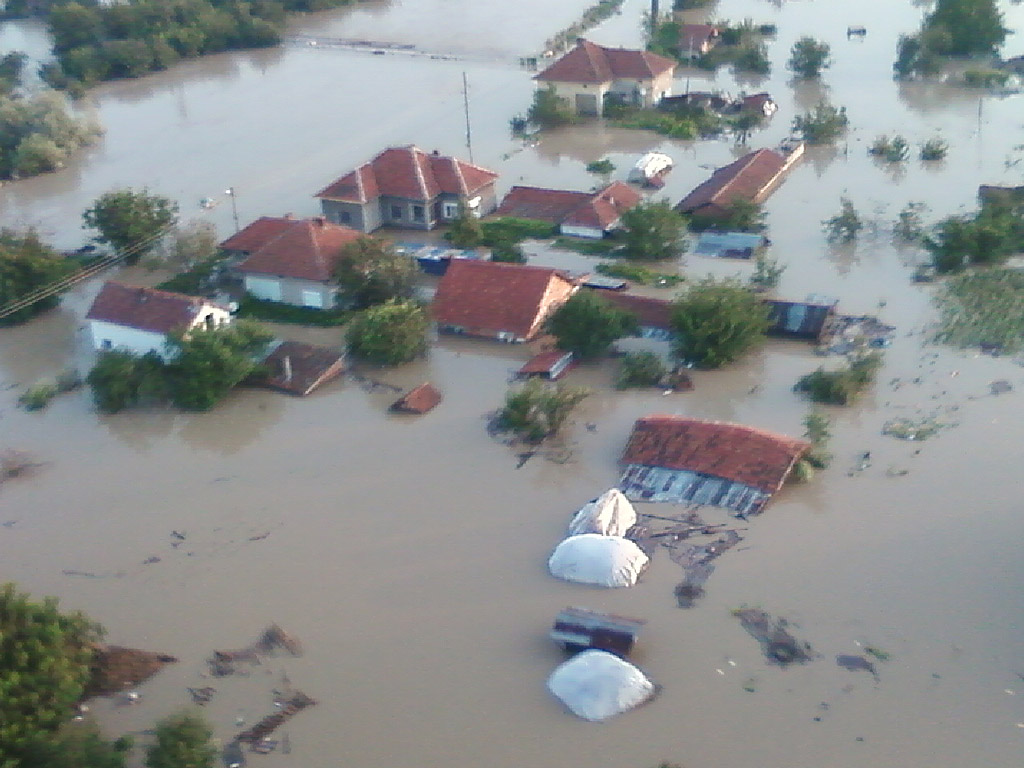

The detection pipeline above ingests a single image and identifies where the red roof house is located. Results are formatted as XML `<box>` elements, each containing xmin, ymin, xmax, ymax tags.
<box><xmin>495</xmin><ymin>182</ymin><xmax>642</xmax><ymax>239</ymax></box>
<box><xmin>86</xmin><ymin>281</ymin><xmax>231</xmax><ymax>358</ymax></box>
<box><xmin>678</xmin><ymin>24</ymin><xmax>720</xmax><ymax>58</ymax></box>
<box><xmin>224</xmin><ymin>216</ymin><xmax>365</xmax><ymax>309</ymax></box>
<box><xmin>316</xmin><ymin>146</ymin><xmax>499</xmax><ymax>233</ymax></box>
<box><xmin>619</xmin><ymin>416</ymin><xmax>810</xmax><ymax>514</ymax></box>
<box><xmin>534</xmin><ymin>39</ymin><xmax>676</xmax><ymax>116</ymax></box>
<box><xmin>390</xmin><ymin>382</ymin><xmax>443</xmax><ymax>414</ymax></box>
<box><xmin>432</xmin><ymin>260</ymin><xmax>579</xmax><ymax>342</ymax></box>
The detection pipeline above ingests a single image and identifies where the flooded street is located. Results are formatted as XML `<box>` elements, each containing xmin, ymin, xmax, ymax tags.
<box><xmin>2</xmin><ymin>1</ymin><xmax>1024</xmax><ymax>767</ymax></box>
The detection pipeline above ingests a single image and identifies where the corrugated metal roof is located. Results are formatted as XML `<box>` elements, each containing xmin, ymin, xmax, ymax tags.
<box><xmin>764</xmin><ymin>300</ymin><xmax>836</xmax><ymax>340</ymax></box>
<box><xmin>619</xmin><ymin>464</ymin><xmax>769</xmax><ymax>515</ymax></box>
<box><xmin>694</xmin><ymin>231</ymin><xmax>765</xmax><ymax>258</ymax></box>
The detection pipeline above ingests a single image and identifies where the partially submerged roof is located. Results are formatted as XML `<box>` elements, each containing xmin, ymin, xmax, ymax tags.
<box><xmin>391</xmin><ymin>382</ymin><xmax>442</xmax><ymax>414</ymax></box>
<box><xmin>619</xmin><ymin>416</ymin><xmax>809</xmax><ymax>513</ymax></box>
<box><xmin>259</xmin><ymin>340</ymin><xmax>345</xmax><ymax>396</ymax></box>
<box><xmin>316</xmin><ymin>145</ymin><xmax>498</xmax><ymax>204</ymax></box>
<box><xmin>86</xmin><ymin>281</ymin><xmax>225</xmax><ymax>335</ymax></box>
<box><xmin>518</xmin><ymin>349</ymin><xmax>575</xmax><ymax>378</ymax></box>
<box><xmin>678</xmin><ymin>24</ymin><xmax>719</xmax><ymax>49</ymax></box>
<box><xmin>676</xmin><ymin>148</ymin><xmax>787</xmax><ymax>215</ymax></box>
<box><xmin>535</xmin><ymin>39</ymin><xmax>675</xmax><ymax>84</ymax></box>
<box><xmin>764</xmin><ymin>299</ymin><xmax>837</xmax><ymax>341</ymax></box>
<box><xmin>233</xmin><ymin>217</ymin><xmax>365</xmax><ymax>282</ymax></box>
<box><xmin>694</xmin><ymin>231</ymin><xmax>766</xmax><ymax>258</ymax></box>
<box><xmin>495</xmin><ymin>182</ymin><xmax>641</xmax><ymax>232</ymax></box>
<box><xmin>432</xmin><ymin>260</ymin><xmax>578</xmax><ymax>340</ymax></box>
<box><xmin>600</xmin><ymin>292</ymin><xmax>672</xmax><ymax>331</ymax></box>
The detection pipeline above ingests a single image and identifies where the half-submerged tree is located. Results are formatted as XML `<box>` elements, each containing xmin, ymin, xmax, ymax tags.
<box><xmin>823</xmin><ymin>198</ymin><xmax>863</xmax><ymax>243</ymax></box>
<box><xmin>526</xmin><ymin>85</ymin><xmax>575</xmax><ymax>129</ymax></box>
<box><xmin>787</xmin><ymin>37</ymin><xmax>831</xmax><ymax>79</ymax></box>
<box><xmin>82</xmin><ymin>189</ymin><xmax>178</xmax><ymax>264</ymax></box>
<box><xmin>547</xmin><ymin>291</ymin><xmax>638</xmax><ymax>359</ymax></box>
<box><xmin>619</xmin><ymin>199</ymin><xmax>687</xmax><ymax>260</ymax></box>
<box><xmin>346</xmin><ymin>299</ymin><xmax>429</xmax><ymax>365</ymax></box>
<box><xmin>496</xmin><ymin>379</ymin><xmax>589</xmax><ymax>442</ymax></box>
<box><xmin>670</xmin><ymin>276</ymin><xmax>771</xmax><ymax>368</ymax></box>
<box><xmin>145</xmin><ymin>712</ymin><xmax>216</xmax><ymax>768</ymax></box>
<box><xmin>0</xmin><ymin>228</ymin><xmax>76</xmax><ymax>325</ymax></box>
<box><xmin>334</xmin><ymin>237</ymin><xmax>419</xmax><ymax>310</ymax></box>
<box><xmin>792</xmin><ymin>100</ymin><xmax>848</xmax><ymax>144</ymax></box>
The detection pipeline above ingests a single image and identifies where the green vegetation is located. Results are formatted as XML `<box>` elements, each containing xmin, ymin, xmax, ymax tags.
<box><xmin>619</xmin><ymin>200</ymin><xmax>687</xmax><ymax>261</ymax></box>
<box><xmin>792</xmin><ymin>100</ymin><xmax>848</xmax><ymax>144</ymax></box>
<box><xmin>749</xmin><ymin>253</ymin><xmax>785</xmax><ymax>291</ymax></box>
<box><xmin>963</xmin><ymin>69</ymin><xmax>1009</xmax><ymax>88</ymax></box>
<box><xmin>802</xmin><ymin>411</ymin><xmax>833</xmax><ymax>469</ymax></box>
<box><xmin>924</xmin><ymin>201</ymin><xmax>1024</xmax><ymax>273</ymax></box>
<box><xmin>478</xmin><ymin>217</ymin><xmax>556</xmax><ymax>263</ymax></box>
<box><xmin>87</xmin><ymin>350</ymin><xmax>166</xmax><ymax>413</ymax></box>
<box><xmin>21</xmin><ymin>721</ymin><xmax>132</xmax><ymax>768</ymax></box>
<box><xmin>869</xmin><ymin>134</ymin><xmax>910</xmax><ymax>163</ymax></box>
<box><xmin>547</xmin><ymin>291</ymin><xmax>638</xmax><ymax>359</ymax></box>
<box><xmin>553</xmin><ymin>236</ymin><xmax>620</xmax><ymax>255</ymax></box>
<box><xmin>235</xmin><ymin>295</ymin><xmax>350</xmax><ymax>326</ymax></box>
<box><xmin>145</xmin><ymin>712</ymin><xmax>216</xmax><ymax>768</ymax></box>
<box><xmin>934</xmin><ymin>268</ymin><xmax>1024</xmax><ymax>352</ymax></box>
<box><xmin>543</xmin><ymin>0</ymin><xmax>626</xmax><ymax>56</ymax></box>
<box><xmin>41</xmin><ymin>1</ymin><xmax>354</xmax><ymax>91</ymax></box>
<box><xmin>82</xmin><ymin>189</ymin><xmax>178</xmax><ymax>264</ymax></box>
<box><xmin>616</xmin><ymin>350</ymin><xmax>668</xmax><ymax>389</ymax></box>
<box><xmin>346</xmin><ymin>299</ymin><xmax>428</xmax><ymax>365</ymax></box>
<box><xmin>496</xmin><ymin>379</ymin><xmax>589</xmax><ymax>443</ymax></box>
<box><xmin>446</xmin><ymin>202</ymin><xmax>484</xmax><ymax>248</ymax></box>
<box><xmin>823</xmin><ymin>198</ymin><xmax>863</xmax><ymax>243</ymax></box>
<box><xmin>695</xmin><ymin>20</ymin><xmax>771</xmax><ymax>74</ymax></box>
<box><xmin>18</xmin><ymin>381</ymin><xmax>59</xmax><ymax>411</ymax></box>
<box><xmin>153</xmin><ymin>255</ymin><xmax>226</xmax><ymax>295</ymax></box>
<box><xmin>526</xmin><ymin>85</ymin><xmax>575</xmax><ymax>130</ymax></box>
<box><xmin>919</xmin><ymin>138</ymin><xmax>949</xmax><ymax>161</ymax></box>
<box><xmin>0</xmin><ymin>229</ymin><xmax>78</xmax><ymax>324</ymax></box>
<box><xmin>787</xmin><ymin>37</ymin><xmax>831</xmax><ymax>79</ymax></box>
<box><xmin>594</xmin><ymin>261</ymin><xmax>683</xmax><ymax>287</ymax></box>
<box><xmin>894</xmin><ymin>202</ymin><xmax>928</xmax><ymax>243</ymax></box>
<box><xmin>614</xmin><ymin>109</ymin><xmax>699</xmax><ymax>140</ymax></box>
<box><xmin>795</xmin><ymin>352</ymin><xmax>883</xmax><ymax>405</ymax></box>
<box><xmin>670</xmin><ymin>276</ymin><xmax>770</xmax><ymax>368</ymax></box>
<box><xmin>895</xmin><ymin>0</ymin><xmax>1007</xmax><ymax>77</ymax></box>
<box><xmin>585</xmin><ymin>158</ymin><xmax>616</xmax><ymax>176</ymax></box>
<box><xmin>690</xmin><ymin>199</ymin><xmax>765</xmax><ymax>233</ymax></box>
<box><xmin>0</xmin><ymin>583</ymin><xmax>103</xmax><ymax>767</ymax></box>
<box><xmin>0</xmin><ymin>89</ymin><xmax>100</xmax><ymax>179</ymax></box>
<box><xmin>333</xmin><ymin>237</ymin><xmax>418</xmax><ymax>309</ymax></box>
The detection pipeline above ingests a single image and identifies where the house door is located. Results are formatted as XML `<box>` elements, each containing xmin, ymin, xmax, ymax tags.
<box><xmin>575</xmin><ymin>93</ymin><xmax>599</xmax><ymax>116</ymax></box>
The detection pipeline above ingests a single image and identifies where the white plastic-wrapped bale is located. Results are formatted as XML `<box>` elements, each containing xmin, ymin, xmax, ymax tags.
<box><xmin>547</xmin><ymin>649</ymin><xmax>657</xmax><ymax>721</ymax></box>
<box><xmin>567</xmin><ymin>488</ymin><xmax>637</xmax><ymax>537</ymax></box>
<box><xmin>548</xmin><ymin>534</ymin><xmax>649</xmax><ymax>588</ymax></box>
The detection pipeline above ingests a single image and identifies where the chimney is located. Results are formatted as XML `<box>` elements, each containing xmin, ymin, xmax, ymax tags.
<box><xmin>284</xmin><ymin>212</ymin><xmax>295</xmax><ymax>219</ymax></box>
<box><xmin>282</xmin><ymin>355</ymin><xmax>292</xmax><ymax>383</ymax></box>
<box><xmin>431</xmin><ymin>149</ymin><xmax>440</xmax><ymax>156</ymax></box>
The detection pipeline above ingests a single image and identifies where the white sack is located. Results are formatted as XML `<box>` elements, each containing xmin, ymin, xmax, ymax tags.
<box><xmin>548</xmin><ymin>534</ymin><xmax>648</xmax><ymax>588</ymax></box>
<box><xmin>547</xmin><ymin>649</ymin><xmax>656</xmax><ymax>721</ymax></box>
<box><xmin>567</xmin><ymin>488</ymin><xmax>637</xmax><ymax>537</ymax></box>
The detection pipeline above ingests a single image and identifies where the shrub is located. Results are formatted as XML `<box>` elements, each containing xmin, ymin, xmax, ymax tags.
<box><xmin>894</xmin><ymin>202</ymin><xmax>928</xmax><ymax>243</ymax></box>
<box><xmin>480</xmin><ymin>218</ymin><xmax>557</xmax><ymax>245</ymax></box>
<box><xmin>547</xmin><ymin>291</ymin><xmax>638</xmax><ymax>359</ymax></box>
<box><xmin>787</xmin><ymin>37</ymin><xmax>831</xmax><ymax>79</ymax></box>
<box><xmin>18</xmin><ymin>380</ymin><xmax>57</xmax><ymax>411</ymax></box>
<box><xmin>792</xmin><ymin>100</ymin><xmax>848</xmax><ymax>144</ymax></box>
<box><xmin>869</xmin><ymin>134</ymin><xmax>909</xmax><ymax>162</ymax></box>
<box><xmin>802</xmin><ymin>411</ymin><xmax>833</xmax><ymax>468</ymax></box>
<box><xmin>934</xmin><ymin>268</ymin><xmax>1024</xmax><ymax>352</ymax></box>
<box><xmin>823</xmin><ymin>198</ymin><xmax>863</xmax><ymax>243</ymax></box>
<box><xmin>749</xmin><ymin>253</ymin><xmax>785</xmax><ymax>291</ymax></box>
<box><xmin>619</xmin><ymin>200</ymin><xmax>687</xmax><ymax>261</ymax></box>
<box><xmin>919</xmin><ymin>137</ymin><xmax>949</xmax><ymax>161</ymax></box>
<box><xmin>496</xmin><ymin>379</ymin><xmax>589</xmax><ymax>443</ymax></box>
<box><xmin>586</xmin><ymin>158</ymin><xmax>616</xmax><ymax>175</ymax></box>
<box><xmin>616</xmin><ymin>351</ymin><xmax>668</xmax><ymax>389</ymax></box>
<box><xmin>795</xmin><ymin>352</ymin><xmax>882</xmax><ymax>405</ymax></box>
<box><xmin>346</xmin><ymin>299</ymin><xmax>428</xmax><ymax>366</ymax></box>
<box><xmin>595</xmin><ymin>261</ymin><xmax>682</xmax><ymax>286</ymax></box>
<box><xmin>235</xmin><ymin>295</ymin><xmax>350</xmax><ymax>326</ymax></box>
<box><xmin>670</xmin><ymin>276</ymin><xmax>771</xmax><ymax>368</ymax></box>
<box><xmin>527</xmin><ymin>85</ymin><xmax>575</xmax><ymax>129</ymax></box>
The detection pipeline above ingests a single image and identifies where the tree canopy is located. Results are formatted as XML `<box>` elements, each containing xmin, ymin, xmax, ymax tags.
<box><xmin>145</xmin><ymin>712</ymin><xmax>215</xmax><ymax>768</ymax></box>
<box><xmin>0</xmin><ymin>229</ymin><xmax>77</xmax><ymax>325</ymax></box>
<box><xmin>0</xmin><ymin>89</ymin><xmax>100</xmax><ymax>180</ymax></box>
<box><xmin>334</xmin><ymin>237</ymin><xmax>418</xmax><ymax>310</ymax></box>
<box><xmin>446</xmin><ymin>202</ymin><xmax>484</xmax><ymax>248</ymax></box>
<box><xmin>792</xmin><ymin>100</ymin><xmax>848</xmax><ymax>144</ymax></box>
<box><xmin>547</xmin><ymin>290</ymin><xmax>638</xmax><ymax>359</ymax></box>
<box><xmin>787</xmin><ymin>37</ymin><xmax>831</xmax><ymax>79</ymax></box>
<box><xmin>619</xmin><ymin>199</ymin><xmax>687</xmax><ymax>261</ymax></box>
<box><xmin>924</xmin><ymin>201</ymin><xmax>1024</xmax><ymax>273</ymax></box>
<box><xmin>670</xmin><ymin>276</ymin><xmax>771</xmax><ymax>368</ymax></box>
<box><xmin>527</xmin><ymin>85</ymin><xmax>575</xmax><ymax>129</ymax></box>
<box><xmin>82</xmin><ymin>189</ymin><xmax>178</xmax><ymax>264</ymax></box>
<box><xmin>346</xmin><ymin>299</ymin><xmax>429</xmax><ymax>365</ymax></box>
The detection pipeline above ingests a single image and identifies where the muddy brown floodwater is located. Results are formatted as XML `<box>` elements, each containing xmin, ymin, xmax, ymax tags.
<box><xmin>2</xmin><ymin>1</ymin><xmax>1024</xmax><ymax>767</ymax></box>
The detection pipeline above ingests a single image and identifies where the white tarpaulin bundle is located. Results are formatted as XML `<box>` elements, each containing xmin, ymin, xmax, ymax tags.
<box><xmin>548</xmin><ymin>534</ymin><xmax>649</xmax><ymax>588</ymax></box>
<box><xmin>567</xmin><ymin>488</ymin><xmax>637</xmax><ymax>537</ymax></box>
<box><xmin>547</xmin><ymin>649</ymin><xmax>656</xmax><ymax>721</ymax></box>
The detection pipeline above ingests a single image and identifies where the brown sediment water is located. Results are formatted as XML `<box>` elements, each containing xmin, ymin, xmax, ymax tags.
<box><xmin>2</xmin><ymin>1</ymin><xmax>1024</xmax><ymax>766</ymax></box>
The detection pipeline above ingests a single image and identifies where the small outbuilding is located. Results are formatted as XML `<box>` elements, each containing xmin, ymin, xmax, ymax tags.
<box><xmin>550</xmin><ymin>607</ymin><xmax>645</xmax><ymax>657</ymax></box>
<box><xmin>258</xmin><ymin>341</ymin><xmax>345</xmax><ymax>396</ymax></box>
<box><xmin>390</xmin><ymin>382</ymin><xmax>442</xmax><ymax>414</ymax></box>
<box><xmin>517</xmin><ymin>349</ymin><xmax>575</xmax><ymax>381</ymax></box>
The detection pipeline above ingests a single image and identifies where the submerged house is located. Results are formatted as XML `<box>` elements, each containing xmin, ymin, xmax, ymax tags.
<box><xmin>694</xmin><ymin>231</ymin><xmax>767</xmax><ymax>259</ymax></box>
<box><xmin>678</xmin><ymin>24</ymin><xmax>720</xmax><ymax>59</ymax></box>
<box><xmin>391</xmin><ymin>382</ymin><xmax>443</xmax><ymax>414</ymax></box>
<box><xmin>222</xmin><ymin>216</ymin><xmax>364</xmax><ymax>308</ymax></box>
<box><xmin>675</xmin><ymin>144</ymin><xmax>803</xmax><ymax>223</ymax></box>
<box><xmin>432</xmin><ymin>260</ymin><xmax>579</xmax><ymax>342</ymax></box>
<box><xmin>764</xmin><ymin>298</ymin><xmax>838</xmax><ymax>342</ymax></box>
<box><xmin>258</xmin><ymin>340</ymin><xmax>345</xmax><ymax>396</ymax></box>
<box><xmin>619</xmin><ymin>415</ymin><xmax>810</xmax><ymax>515</ymax></box>
<box><xmin>518</xmin><ymin>349</ymin><xmax>576</xmax><ymax>380</ymax></box>
<box><xmin>600</xmin><ymin>292</ymin><xmax>673</xmax><ymax>340</ymax></box>
<box><xmin>534</xmin><ymin>38</ymin><xmax>676</xmax><ymax>116</ymax></box>
<box><xmin>315</xmin><ymin>146</ymin><xmax>499</xmax><ymax>233</ymax></box>
<box><xmin>86</xmin><ymin>281</ymin><xmax>231</xmax><ymax>359</ymax></box>
<box><xmin>494</xmin><ymin>182</ymin><xmax>642</xmax><ymax>239</ymax></box>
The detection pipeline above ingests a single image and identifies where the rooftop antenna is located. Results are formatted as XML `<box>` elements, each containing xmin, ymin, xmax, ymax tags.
<box><xmin>463</xmin><ymin>72</ymin><xmax>474</xmax><ymax>163</ymax></box>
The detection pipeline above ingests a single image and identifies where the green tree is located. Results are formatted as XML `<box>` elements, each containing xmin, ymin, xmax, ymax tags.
<box><xmin>526</xmin><ymin>85</ymin><xmax>575</xmax><ymax>129</ymax></box>
<box><xmin>802</xmin><ymin>410</ymin><xmax>833</xmax><ymax>468</ymax></box>
<box><xmin>0</xmin><ymin>229</ymin><xmax>77</xmax><ymax>325</ymax></box>
<box><xmin>616</xmin><ymin>350</ymin><xmax>668</xmax><ymax>389</ymax></box>
<box><xmin>446</xmin><ymin>201</ymin><xmax>483</xmax><ymax>248</ymax></box>
<box><xmin>795</xmin><ymin>352</ymin><xmax>882</xmax><ymax>405</ymax></box>
<box><xmin>823</xmin><ymin>198</ymin><xmax>863</xmax><ymax>243</ymax></box>
<box><xmin>729</xmin><ymin>110</ymin><xmax>763</xmax><ymax>145</ymax></box>
<box><xmin>925</xmin><ymin>202</ymin><xmax>1023</xmax><ymax>273</ymax></box>
<box><xmin>547</xmin><ymin>290</ymin><xmax>638</xmax><ymax>359</ymax></box>
<box><xmin>670</xmin><ymin>276</ymin><xmax>771</xmax><ymax>368</ymax></box>
<box><xmin>82</xmin><ymin>188</ymin><xmax>178</xmax><ymax>264</ymax></box>
<box><xmin>924</xmin><ymin>0</ymin><xmax>1007</xmax><ymax>55</ymax></box>
<box><xmin>346</xmin><ymin>299</ymin><xmax>428</xmax><ymax>365</ymax></box>
<box><xmin>496</xmin><ymin>379</ymin><xmax>589</xmax><ymax>442</ymax></box>
<box><xmin>334</xmin><ymin>237</ymin><xmax>418</xmax><ymax>310</ymax></box>
<box><xmin>619</xmin><ymin>199</ymin><xmax>686</xmax><ymax>260</ymax></box>
<box><xmin>21</xmin><ymin>723</ymin><xmax>131</xmax><ymax>768</ymax></box>
<box><xmin>164</xmin><ymin>320</ymin><xmax>272</xmax><ymax>411</ymax></box>
<box><xmin>145</xmin><ymin>712</ymin><xmax>215</xmax><ymax>768</ymax></box>
<box><xmin>86</xmin><ymin>350</ymin><xmax>166</xmax><ymax>413</ymax></box>
<box><xmin>787</xmin><ymin>37</ymin><xmax>831</xmax><ymax>79</ymax></box>
<box><xmin>0</xmin><ymin>583</ymin><xmax>103</xmax><ymax>767</ymax></box>
<box><xmin>792</xmin><ymin>100</ymin><xmax>848</xmax><ymax>144</ymax></box>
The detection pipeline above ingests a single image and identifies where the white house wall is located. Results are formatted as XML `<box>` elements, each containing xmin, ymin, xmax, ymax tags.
<box><xmin>89</xmin><ymin>320</ymin><xmax>169</xmax><ymax>358</ymax></box>
<box><xmin>560</xmin><ymin>223</ymin><xmax>605</xmax><ymax>239</ymax></box>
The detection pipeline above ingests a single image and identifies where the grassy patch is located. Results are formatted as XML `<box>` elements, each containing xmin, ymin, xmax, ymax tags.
<box><xmin>481</xmin><ymin>218</ymin><xmax>557</xmax><ymax>245</ymax></box>
<box><xmin>235</xmin><ymin>295</ymin><xmax>350</xmax><ymax>327</ymax></box>
<box><xmin>934</xmin><ymin>269</ymin><xmax>1024</xmax><ymax>352</ymax></box>
<box><xmin>553</xmin><ymin>237</ymin><xmax>621</xmax><ymax>255</ymax></box>
<box><xmin>595</xmin><ymin>261</ymin><xmax>683</xmax><ymax>287</ymax></box>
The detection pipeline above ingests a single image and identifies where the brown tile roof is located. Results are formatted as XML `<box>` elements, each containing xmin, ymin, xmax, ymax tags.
<box><xmin>391</xmin><ymin>382</ymin><xmax>442</xmax><ymax>414</ymax></box>
<box><xmin>495</xmin><ymin>182</ymin><xmax>641</xmax><ymax>231</ymax></box>
<box><xmin>432</xmin><ymin>260</ymin><xmax>577</xmax><ymax>340</ymax></box>
<box><xmin>675</xmin><ymin>149</ymin><xmax>787</xmax><ymax>216</ymax></box>
<box><xmin>518</xmin><ymin>349</ymin><xmax>574</xmax><ymax>377</ymax></box>
<box><xmin>316</xmin><ymin>146</ymin><xmax>498</xmax><ymax>204</ymax></box>
<box><xmin>233</xmin><ymin>217</ymin><xmax>364</xmax><ymax>282</ymax></box>
<box><xmin>260</xmin><ymin>341</ymin><xmax>345</xmax><ymax>396</ymax></box>
<box><xmin>219</xmin><ymin>216</ymin><xmax>296</xmax><ymax>254</ymax></box>
<box><xmin>535</xmin><ymin>39</ymin><xmax>676</xmax><ymax>84</ymax></box>
<box><xmin>621</xmin><ymin>416</ymin><xmax>810</xmax><ymax>493</ymax></box>
<box><xmin>86</xmin><ymin>281</ymin><xmax>224</xmax><ymax>335</ymax></box>
<box><xmin>678</xmin><ymin>24</ymin><xmax>719</xmax><ymax>49</ymax></box>
<box><xmin>600</xmin><ymin>292</ymin><xmax>672</xmax><ymax>331</ymax></box>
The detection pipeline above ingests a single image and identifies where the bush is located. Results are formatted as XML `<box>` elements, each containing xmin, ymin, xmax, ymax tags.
<box><xmin>619</xmin><ymin>200</ymin><xmax>687</xmax><ymax>261</ymax></box>
<box><xmin>595</xmin><ymin>261</ymin><xmax>682</xmax><ymax>286</ymax></box>
<box><xmin>869</xmin><ymin>134</ymin><xmax>910</xmax><ymax>162</ymax></box>
<box><xmin>235</xmin><ymin>294</ymin><xmax>349</xmax><ymax>326</ymax></box>
<box><xmin>496</xmin><ymin>379</ymin><xmax>589</xmax><ymax>442</ymax></box>
<box><xmin>919</xmin><ymin>138</ymin><xmax>949</xmax><ymax>161</ymax></box>
<box><xmin>934</xmin><ymin>268</ymin><xmax>1024</xmax><ymax>352</ymax></box>
<box><xmin>527</xmin><ymin>85</ymin><xmax>575</xmax><ymax>129</ymax></box>
<box><xmin>802</xmin><ymin>411</ymin><xmax>833</xmax><ymax>468</ymax></box>
<box><xmin>792</xmin><ymin>100</ymin><xmax>848</xmax><ymax>144</ymax></box>
<box><xmin>18</xmin><ymin>381</ymin><xmax>57</xmax><ymax>411</ymax></box>
<box><xmin>925</xmin><ymin>202</ymin><xmax>1024</xmax><ymax>273</ymax></box>
<box><xmin>146</xmin><ymin>712</ymin><xmax>216</xmax><ymax>768</ymax></box>
<box><xmin>795</xmin><ymin>352</ymin><xmax>882</xmax><ymax>405</ymax></box>
<box><xmin>670</xmin><ymin>276</ymin><xmax>771</xmax><ymax>368</ymax></box>
<box><xmin>87</xmin><ymin>350</ymin><xmax>167</xmax><ymax>413</ymax></box>
<box><xmin>787</xmin><ymin>37</ymin><xmax>831</xmax><ymax>79</ymax></box>
<box><xmin>823</xmin><ymin>198</ymin><xmax>863</xmax><ymax>243</ymax></box>
<box><xmin>749</xmin><ymin>253</ymin><xmax>785</xmax><ymax>290</ymax></box>
<box><xmin>165</xmin><ymin>321</ymin><xmax>272</xmax><ymax>411</ymax></box>
<box><xmin>547</xmin><ymin>291</ymin><xmax>638</xmax><ymax>359</ymax></box>
<box><xmin>616</xmin><ymin>351</ymin><xmax>668</xmax><ymax>389</ymax></box>
<box><xmin>554</xmin><ymin>237</ymin><xmax>621</xmax><ymax>256</ymax></box>
<box><xmin>480</xmin><ymin>218</ymin><xmax>557</xmax><ymax>245</ymax></box>
<box><xmin>963</xmin><ymin>69</ymin><xmax>1009</xmax><ymax>88</ymax></box>
<box><xmin>586</xmin><ymin>158</ymin><xmax>616</xmax><ymax>175</ymax></box>
<box><xmin>346</xmin><ymin>299</ymin><xmax>428</xmax><ymax>366</ymax></box>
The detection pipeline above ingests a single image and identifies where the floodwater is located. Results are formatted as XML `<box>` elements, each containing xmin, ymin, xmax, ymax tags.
<box><xmin>2</xmin><ymin>1</ymin><xmax>1024</xmax><ymax>767</ymax></box>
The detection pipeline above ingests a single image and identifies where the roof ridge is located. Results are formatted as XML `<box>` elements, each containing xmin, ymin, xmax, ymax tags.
<box><xmin>409</xmin><ymin>147</ymin><xmax>431</xmax><ymax>200</ymax></box>
<box><xmin>709</xmin><ymin>149</ymin><xmax>772</xmax><ymax>205</ymax></box>
<box><xmin>451</xmin><ymin>157</ymin><xmax>468</xmax><ymax>196</ymax></box>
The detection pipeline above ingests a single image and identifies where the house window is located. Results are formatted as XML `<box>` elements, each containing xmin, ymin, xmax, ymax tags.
<box><xmin>412</xmin><ymin>205</ymin><xmax>425</xmax><ymax>222</ymax></box>
<box><xmin>339</xmin><ymin>211</ymin><xmax>352</xmax><ymax>224</ymax></box>
<box><xmin>391</xmin><ymin>205</ymin><xmax>402</xmax><ymax>220</ymax></box>
<box><xmin>101</xmin><ymin>339</ymin><xmax>112</xmax><ymax>349</ymax></box>
<box><xmin>443</xmin><ymin>202</ymin><xmax>459</xmax><ymax>219</ymax></box>
<box><xmin>301</xmin><ymin>290</ymin><xmax>324</xmax><ymax>309</ymax></box>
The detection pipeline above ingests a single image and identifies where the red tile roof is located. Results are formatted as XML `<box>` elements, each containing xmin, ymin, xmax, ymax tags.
<box><xmin>432</xmin><ymin>260</ymin><xmax>578</xmax><ymax>340</ymax></box>
<box><xmin>535</xmin><ymin>39</ymin><xmax>676</xmax><ymax>84</ymax></box>
<box><xmin>86</xmin><ymin>281</ymin><xmax>225</xmax><ymax>335</ymax></box>
<box><xmin>219</xmin><ymin>216</ymin><xmax>296</xmax><ymax>254</ymax></box>
<box><xmin>621</xmin><ymin>416</ymin><xmax>810</xmax><ymax>493</ymax></box>
<box><xmin>676</xmin><ymin>149</ymin><xmax>786</xmax><ymax>216</ymax></box>
<box><xmin>316</xmin><ymin>146</ymin><xmax>498</xmax><ymax>204</ymax></box>
<box><xmin>495</xmin><ymin>182</ymin><xmax>641</xmax><ymax>231</ymax></box>
<box><xmin>600</xmin><ymin>292</ymin><xmax>672</xmax><ymax>331</ymax></box>
<box><xmin>518</xmin><ymin>349</ymin><xmax>574</xmax><ymax>377</ymax></box>
<box><xmin>260</xmin><ymin>341</ymin><xmax>345</xmax><ymax>396</ymax></box>
<box><xmin>233</xmin><ymin>217</ymin><xmax>364</xmax><ymax>282</ymax></box>
<box><xmin>391</xmin><ymin>382</ymin><xmax>443</xmax><ymax>414</ymax></box>
<box><xmin>678</xmin><ymin>24</ymin><xmax>719</xmax><ymax>50</ymax></box>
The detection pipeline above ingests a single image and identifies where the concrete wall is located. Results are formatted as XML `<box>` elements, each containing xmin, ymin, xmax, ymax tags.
<box><xmin>244</xmin><ymin>274</ymin><xmax>338</xmax><ymax>308</ymax></box>
<box><xmin>320</xmin><ymin>199</ymin><xmax>380</xmax><ymax>233</ymax></box>
<box><xmin>546</xmin><ymin>82</ymin><xmax>610</xmax><ymax>115</ymax></box>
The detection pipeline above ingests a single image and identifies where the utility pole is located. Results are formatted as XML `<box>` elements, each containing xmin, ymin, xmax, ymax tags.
<box><xmin>650</xmin><ymin>0</ymin><xmax>659</xmax><ymax>37</ymax></box>
<box><xmin>225</xmin><ymin>187</ymin><xmax>240</xmax><ymax>232</ymax></box>
<box><xmin>463</xmin><ymin>72</ymin><xmax>473</xmax><ymax>163</ymax></box>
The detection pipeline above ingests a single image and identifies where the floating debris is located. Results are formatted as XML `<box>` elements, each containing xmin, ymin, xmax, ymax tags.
<box><xmin>836</xmin><ymin>654</ymin><xmax>879</xmax><ymax>681</ymax></box>
<box><xmin>882</xmin><ymin>415</ymin><xmax>955</xmax><ymax>441</ymax></box>
<box><xmin>235</xmin><ymin>691</ymin><xmax>316</xmax><ymax>744</ymax></box>
<box><xmin>990</xmin><ymin>379</ymin><xmax>1013</xmax><ymax>395</ymax></box>
<box><xmin>88</xmin><ymin>645</ymin><xmax>178</xmax><ymax>696</ymax></box>
<box><xmin>209</xmin><ymin>624</ymin><xmax>302</xmax><ymax>676</ymax></box>
<box><xmin>187</xmin><ymin>686</ymin><xmax>216</xmax><ymax>705</ymax></box>
<box><xmin>733</xmin><ymin>607</ymin><xmax>815</xmax><ymax>666</ymax></box>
